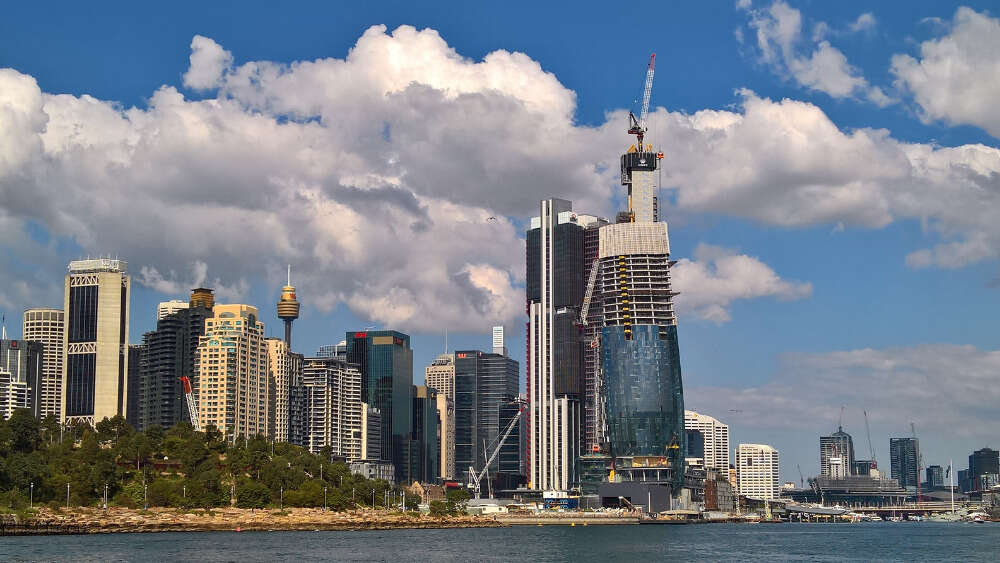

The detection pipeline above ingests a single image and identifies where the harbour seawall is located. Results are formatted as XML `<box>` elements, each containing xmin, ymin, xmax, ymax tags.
<box><xmin>2</xmin><ymin>507</ymin><xmax>505</xmax><ymax>535</ymax></box>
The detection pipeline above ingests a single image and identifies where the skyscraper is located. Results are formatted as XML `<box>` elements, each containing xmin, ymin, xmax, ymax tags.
<box><xmin>0</xmin><ymin>339</ymin><xmax>42</xmax><ymax>419</ymax></box>
<box><xmin>408</xmin><ymin>385</ymin><xmax>440</xmax><ymax>483</ymax></box>
<box><xmin>267</xmin><ymin>338</ymin><xmax>303</xmax><ymax>443</ymax></box>
<box><xmin>889</xmin><ymin>437</ymin><xmax>920</xmax><ymax>489</ymax></box>
<box><xmin>346</xmin><ymin>330</ymin><xmax>413</xmax><ymax>482</ymax></box>
<box><xmin>138</xmin><ymin>288</ymin><xmax>213</xmax><ymax>431</ymax></box>
<box><xmin>684</xmin><ymin>410</ymin><xmax>730</xmax><ymax>472</ymax></box>
<box><xmin>820</xmin><ymin>427</ymin><xmax>855</xmax><ymax>478</ymax></box>
<box><xmin>969</xmin><ymin>448</ymin><xmax>1000</xmax><ymax>491</ymax></box>
<box><xmin>735</xmin><ymin>443</ymin><xmax>781</xmax><ymax>500</ymax></box>
<box><xmin>156</xmin><ymin>300</ymin><xmax>189</xmax><ymax>320</ymax></box>
<box><xmin>22</xmin><ymin>308</ymin><xmax>64</xmax><ymax>418</ymax></box>
<box><xmin>526</xmin><ymin>198</ymin><xmax>586</xmax><ymax>491</ymax></box>
<box><xmin>597</xmin><ymin>220</ymin><xmax>685</xmax><ymax>489</ymax></box>
<box><xmin>62</xmin><ymin>258</ymin><xmax>130</xmax><ymax>425</ymax></box>
<box><xmin>196</xmin><ymin>304</ymin><xmax>269</xmax><ymax>438</ymax></box>
<box><xmin>454</xmin><ymin>349</ymin><xmax>520</xmax><ymax>482</ymax></box>
<box><xmin>300</xmin><ymin>355</ymin><xmax>362</xmax><ymax>458</ymax></box>
<box><xmin>580</xmin><ymin>214</ymin><xmax>608</xmax><ymax>452</ymax></box>
<box><xmin>424</xmin><ymin>354</ymin><xmax>455</xmax><ymax>399</ymax></box>
<box><xmin>926</xmin><ymin>465</ymin><xmax>945</xmax><ymax>488</ymax></box>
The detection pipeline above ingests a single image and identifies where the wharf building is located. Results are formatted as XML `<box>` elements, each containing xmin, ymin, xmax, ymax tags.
<box><xmin>889</xmin><ymin>437</ymin><xmax>920</xmax><ymax>490</ymax></box>
<box><xmin>195</xmin><ymin>304</ymin><xmax>269</xmax><ymax>439</ymax></box>
<box><xmin>820</xmin><ymin>427</ymin><xmax>855</xmax><ymax>479</ymax></box>
<box><xmin>684</xmin><ymin>410</ymin><xmax>730</xmax><ymax>472</ymax></box>
<box><xmin>62</xmin><ymin>258</ymin><xmax>130</xmax><ymax>426</ymax></box>
<box><xmin>526</xmin><ymin>199</ymin><xmax>595</xmax><ymax>490</ymax></box>
<box><xmin>136</xmin><ymin>289</ymin><xmax>214</xmax><ymax>431</ymax></box>
<box><xmin>345</xmin><ymin>330</ymin><xmax>414</xmax><ymax>482</ymax></box>
<box><xmin>22</xmin><ymin>308</ymin><xmax>64</xmax><ymax>417</ymax></box>
<box><xmin>454</xmin><ymin>349</ymin><xmax>521</xmax><ymax>485</ymax></box>
<box><xmin>735</xmin><ymin>443</ymin><xmax>781</xmax><ymax>500</ymax></box>
<box><xmin>0</xmin><ymin>339</ymin><xmax>43</xmax><ymax>419</ymax></box>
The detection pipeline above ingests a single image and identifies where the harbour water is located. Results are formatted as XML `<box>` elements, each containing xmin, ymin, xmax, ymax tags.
<box><xmin>2</xmin><ymin>522</ymin><xmax>998</xmax><ymax>561</ymax></box>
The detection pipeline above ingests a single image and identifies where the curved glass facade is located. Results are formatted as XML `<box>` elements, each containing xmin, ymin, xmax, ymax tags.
<box><xmin>602</xmin><ymin>324</ymin><xmax>685</xmax><ymax>487</ymax></box>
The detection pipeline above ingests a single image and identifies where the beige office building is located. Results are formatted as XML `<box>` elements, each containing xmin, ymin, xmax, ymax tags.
<box><xmin>62</xmin><ymin>259</ymin><xmax>130</xmax><ymax>425</ymax></box>
<box><xmin>267</xmin><ymin>337</ymin><xmax>303</xmax><ymax>443</ymax></box>
<box><xmin>196</xmin><ymin>304</ymin><xmax>269</xmax><ymax>439</ymax></box>
<box><xmin>437</xmin><ymin>393</ymin><xmax>455</xmax><ymax>480</ymax></box>
<box><xmin>23</xmin><ymin>308</ymin><xmax>64</xmax><ymax>417</ymax></box>
<box><xmin>735</xmin><ymin>443</ymin><xmax>781</xmax><ymax>500</ymax></box>
<box><xmin>424</xmin><ymin>354</ymin><xmax>454</xmax><ymax>400</ymax></box>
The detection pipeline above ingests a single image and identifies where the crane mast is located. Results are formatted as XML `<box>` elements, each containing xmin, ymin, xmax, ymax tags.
<box><xmin>468</xmin><ymin>401</ymin><xmax>525</xmax><ymax>499</ymax></box>
<box><xmin>627</xmin><ymin>54</ymin><xmax>656</xmax><ymax>150</ymax></box>
<box><xmin>863</xmin><ymin>410</ymin><xmax>876</xmax><ymax>472</ymax></box>
<box><xmin>179</xmin><ymin>376</ymin><xmax>203</xmax><ymax>432</ymax></box>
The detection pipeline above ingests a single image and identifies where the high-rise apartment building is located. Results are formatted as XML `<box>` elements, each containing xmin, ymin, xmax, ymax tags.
<box><xmin>267</xmin><ymin>338</ymin><xmax>303</xmax><ymax>443</ymax></box>
<box><xmin>360</xmin><ymin>403</ymin><xmax>382</xmax><ymax>461</ymax></box>
<box><xmin>526</xmin><ymin>198</ymin><xmax>586</xmax><ymax>491</ymax></box>
<box><xmin>684</xmin><ymin>410</ymin><xmax>730</xmax><ymax>472</ymax></box>
<box><xmin>138</xmin><ymin>289</ymin><xmax>213</xmax><ymax>431</ymax></box>
<box><xmin>735</xmin><ymin>443</ymin><xmax>781</xmax><ymax>500</ymax></box>
<box><xmin>346</xmin><ymin>330</ymin><xmax>413</xmax><ymax>481</ymax></box>
<box><xmin>820</xmin><ymin>427</ymin><xmax>855</xmax><ymax>478</ymax></box>
<box><xmin>157</xmin><ymin>300</ymin><xmax>189</xmax><ymax>320</ymax></box>
<box><xmin>0</xmin><ymin>340</ymin><xmax>43</xmax><ymax>419</ymax></box>
<box><xmin>454</xmin><ymin>349</ymin><xmax>520</xmax><ymax>481</ymax></box>
<box><xmin>889</xmin><ymin>437</ymin><xmax>920</xmax><ymax>489</ymax></box>
<box><xmin>22</xmin><ymin>308</ymin><xmax>64</xmax><ymax>417</ymax></box>
<box><xmin>926</xmin><ymin>465</ymin><xmax>945</xmax><ymax>488</ymax></box>
<box><xmin>62</xmin><ymin>258</ymin><xmax>130</xmax><ymax>425</ymax></box>
<box><xmin>300</xmin><ymin>355</ymin><xmax>362</xmax><ymax>458</ymax></box>
<box><xmin>196</xmin><ymin>304</ymin><xmax>269</xmax><ymax>438</ymax></box>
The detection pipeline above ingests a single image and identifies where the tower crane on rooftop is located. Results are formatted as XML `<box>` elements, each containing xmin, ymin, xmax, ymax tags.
<box><xmin>628</xmin><ymin>54</ymin><xmax>657</xmax><ymax>152</ymax></box>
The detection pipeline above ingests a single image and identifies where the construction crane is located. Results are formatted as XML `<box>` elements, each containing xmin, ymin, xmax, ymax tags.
<box><xmin>467</xmin><ymin>401</ymin><xmax>525</xmax><ymax>499</ymax></box>
<box><xmin>579</xmin><ymin>259</ymin><xmax>600</xmax><ymax>325</ymax></box>
<box><xmin>627</xmin><ymin>54</ymin><xmax>656</xmax><ymax>151</ymax></box>
<box><xmin>797</xmin><ymin>464</ymin><xmax>805</xmax><ymax>489</ymax></box>
<box><xmin>911</xmin><ymin>422</ymin><xmax>923</xmax><ymax>502</ymax></box>
<box><xmin>863</xmin><ymin>410</ymin><xmax>877</xmax><ymax>471</ymax></box>
<box><xmin>179</xmin><ymin>376</ymin><xmax>203</xmax><ymax>432</ymax></box>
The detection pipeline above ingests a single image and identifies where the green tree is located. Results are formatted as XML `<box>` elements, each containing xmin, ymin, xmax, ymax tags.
<box><xmin>8</xmin><ymin>409</ymin><xmax>41</xmax><ymax>452</ymax></box>
<box><xmin>236</xmin><ymin>480</ymin><xmax>270</xmax><ymax>509</ymax></box>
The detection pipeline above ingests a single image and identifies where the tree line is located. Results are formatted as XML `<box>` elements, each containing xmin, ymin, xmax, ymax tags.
<box><xmin>0</xmin><ymin>409</ymin><xmax>445</xmax><ymax>512</ymax></box>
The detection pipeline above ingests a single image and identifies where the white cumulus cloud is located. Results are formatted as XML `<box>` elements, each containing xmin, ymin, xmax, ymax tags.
<box><xmin>672</xmin><ymin>244</ymin><xmax>811</xmax><ymax>323</ymax></box>
<box><xmin>891</xmin><ymin>7</ymin><xmax>1000</xmax><ymax>139</ymax></box>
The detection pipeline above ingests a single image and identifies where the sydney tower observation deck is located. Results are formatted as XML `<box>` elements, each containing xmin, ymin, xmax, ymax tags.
<box><xmin>276</xmin><ymin>265</ymin><xmax>300</xmax><ymax>347</ymax></box>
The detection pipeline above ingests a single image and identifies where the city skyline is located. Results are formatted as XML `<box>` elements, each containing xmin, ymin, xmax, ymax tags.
<box><xmin>2</xmin><ymin>0</ymin><xmax>1000</xmax><ymax>483</ymax></box>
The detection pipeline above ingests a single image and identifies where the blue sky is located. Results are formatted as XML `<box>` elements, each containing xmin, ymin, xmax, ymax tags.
<box><xmin>2</xmin><ymin>0</ymin><xmax>999</xmax><ymax>482</ymax></box>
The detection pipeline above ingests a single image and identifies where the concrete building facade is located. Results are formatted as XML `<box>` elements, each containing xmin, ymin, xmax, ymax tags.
<box><xmin>22</xmin><ymin>308</ymin><xmax>64</xmax><ymax>418</ymax></box>
<box><xmin>62</xmin><ymin>258</ymin><xmax>130</xmax><ymax>425</ymax></box>
<box><xmin>196</xmin><ymin>304</ymin><xmax>269</xmax><ymax>439</ymax></box>
<box><xmin>0</xmin><ymin>340</ymin><xmax>43</xmax><ymax>419</ymax></box>
<box><xmin>735</xmin><ymin>444</ymin><xmax>780</xmax><ymax>500</ymax></box>
<box><xmin>684</xmin><ymin>410</ymin><xmax>730</xmax><ymax>472</ymax></box>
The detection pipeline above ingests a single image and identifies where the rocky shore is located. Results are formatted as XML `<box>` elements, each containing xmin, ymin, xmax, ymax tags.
<box><xmin>10</xmin><ymin>507</ymin><xmax>505</xmax><ymax>534</ymax></box>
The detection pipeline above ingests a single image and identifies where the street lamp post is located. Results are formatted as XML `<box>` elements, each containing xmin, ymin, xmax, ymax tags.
<box><xmin>144</xmin><ymin>481</ymin><xmax>148</xmax><ymax>510</ymax></box>
<box><xmin>280</xmin><ymin>487</ymin><xmax>283</xmax><ymax>510</ymax></box>
<box><xmin>104</xmin><ymin>483</ymin><xmax>108</xmax><ymax>509</ymax></box>
<box><xmin>324</xmin><ymin>487</ymin><xmax>328</xmax><ymax>512</ymax></box>
<box><xmin>66</xmin><ymin>483</ymin><xmax>70</xmax><ymax>508</ymax></box>
<box><xmin>30</xmin><ymin>482</ymin><xmax>34</xmax><ymax>509</ymax></box>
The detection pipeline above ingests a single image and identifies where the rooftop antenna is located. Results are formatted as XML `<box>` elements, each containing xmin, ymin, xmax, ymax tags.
<box><xmin>287</xmin><ymin>264</ymin><xmax>291</xmax><ymax>286</ymax></box>
<box><xmin>445</xmin><ymin>328</ymin><xmax>449</xmax><ymax>354</ymax></box>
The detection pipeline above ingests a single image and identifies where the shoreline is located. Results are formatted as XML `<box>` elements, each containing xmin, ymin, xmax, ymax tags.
<box><xmin>2</xmin><ymin>507</ymin><xmax>505</xmax><ymax>536</ymax></box>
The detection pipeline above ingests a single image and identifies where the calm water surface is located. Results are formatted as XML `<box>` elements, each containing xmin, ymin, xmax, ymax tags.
<box><xmin>2</xmin><ymin>522</ymin><xmax>998</xmax><ymax>561</ymax></box>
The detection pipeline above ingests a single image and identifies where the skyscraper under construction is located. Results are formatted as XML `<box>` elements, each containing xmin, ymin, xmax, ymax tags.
<box><xmin>592</xmin><ymin>53</ymin><xmax>685</xmax><ymax>491</ymax></box>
